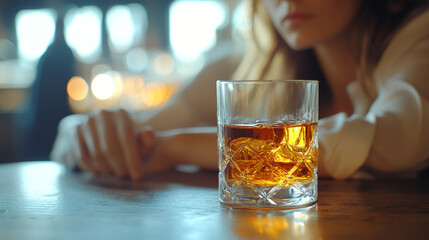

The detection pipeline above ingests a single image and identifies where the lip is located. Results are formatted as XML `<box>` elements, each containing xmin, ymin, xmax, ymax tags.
<box><xmin>282</xmin><ymin>13</ymin><xmax>315</xmax><ymax>27</ymax></box>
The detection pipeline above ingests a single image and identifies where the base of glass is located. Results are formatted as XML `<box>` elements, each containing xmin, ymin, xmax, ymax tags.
<box><xmin>219</xmin><ymin>178</ymin><xmax>317</xmax><ymax>210</ymax></box>
<box><xmin>221</xmin><ymin>200</ymin><xmax>317</xmax><ymax>210</ymax></box>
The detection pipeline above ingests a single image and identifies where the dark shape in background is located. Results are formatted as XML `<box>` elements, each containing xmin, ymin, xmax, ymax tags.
<box><xmin>21</xmin><ymin>14</ymin><xmax>75</xmax><ymax>161</ymax></box>
<box><xmin>0</xmin><ymin>0</ymin><xmax>173</xmax><ymax>162</ymax></box>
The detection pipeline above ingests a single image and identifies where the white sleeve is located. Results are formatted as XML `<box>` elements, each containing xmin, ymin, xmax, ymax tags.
<box><xmin>364</xmin><ymin>43</ymin><xmax>429</xmax><ymax>175</ymax></box>
<box><xmin>318</xmin><ymin>113</ymin><xmax>375</xmax><ymax>180</ymax></box>
<box><xmin>319</xmin><ymin>21</ymin><xmax>429</xmax><ymax>179</ymax></box>
<box><xmin>319</xmin><ymin>80</ymin><xmax>429</xmax><ymax>180</ymax></box>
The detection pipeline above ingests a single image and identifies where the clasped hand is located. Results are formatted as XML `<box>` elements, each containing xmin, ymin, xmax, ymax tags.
<box><xmin>50</xmin><ymin>109</ymin><xmax>171</xmax><ymax>180</ymax></box>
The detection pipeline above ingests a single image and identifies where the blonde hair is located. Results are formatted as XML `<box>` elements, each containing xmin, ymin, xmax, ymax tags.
<box><xmin>232</xmin><ymin>0</ymin><xmax>429</xmax><ymax>100</ymax></box>
<box><xmin>232</xmin><ymin>0</ymin><xmax>293</xmax><ymax>81</ymax></box>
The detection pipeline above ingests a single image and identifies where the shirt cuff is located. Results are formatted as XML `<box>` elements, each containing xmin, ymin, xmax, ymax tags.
<box><xmin>319</xmin><ymin>112</ymin><xmax>376</xmax><ymax>179</ymax></box>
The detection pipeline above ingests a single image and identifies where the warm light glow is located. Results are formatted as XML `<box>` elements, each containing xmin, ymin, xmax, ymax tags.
<box><xmin>67</xmin><ymin>76</ymin><xmax>88</xmax><ymax>101</ymax></box>
<box><xmin>16</xmin><ymin>9</ymin><xmax>56</xmax><ymax>61</ymax></box>
<box><xmin>153</xmin><ymin>53</ymin><xmax>175</xmax><ymax>75</ymax></box>
<box><xmin>0</xmin><ymin>88</ymin><xmax>27</xmax><ymax>112</ymax></box>
<box><xmin>120</xmin><ymin>75</ymin><xmax>145</xmax><ymax>110</ymax></box>
<box><xmin>141</xmin><ymin>82</ymin><xmax>168</xmax><ymax>108</ymax></box>
<box><xmin>169</xmin><ymin>1</ymin><xmax>227</xmax><ymax>62</ymax></box>
<box><xmin>91</xmin><ymin>73</ymin><xmax>116</xmax><ymax>100</ymax></box>
<box><xmin>122</xmin><ymin>75</ymin><xmax>144</xmax><ymax>96</ymax></box>
<box><xmin>231</xmin><ymin>206</ymin><xmax>318</xmax><ymax>239</ymax></box>
<box><xmin>65</xmin><ymin>6</ymin><xmax>102</xmax><ymax>63</ymax></box>
<box><xmin>112</xmin><ymin>72</ymin><xmax>124</xmax><ymax>98</ymax></box>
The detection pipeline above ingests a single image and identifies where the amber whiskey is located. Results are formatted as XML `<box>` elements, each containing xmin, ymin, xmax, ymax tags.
<box><xmin>221</xmin><ymin>122</ymin><xmax>318</xmax><ymax>187</ymax></box>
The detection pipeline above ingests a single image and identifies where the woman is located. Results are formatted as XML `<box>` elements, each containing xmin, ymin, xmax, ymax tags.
<box><xmin>51</xmin><ymin>0</ymin><xmax>429</xmax><ymax>180</ymax></box>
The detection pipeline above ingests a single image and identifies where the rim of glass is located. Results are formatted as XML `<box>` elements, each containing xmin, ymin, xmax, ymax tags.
<box><xmin>216</xmin><ymin>79</ymin><xmax>318</xmax><ymax>84</ymax></box>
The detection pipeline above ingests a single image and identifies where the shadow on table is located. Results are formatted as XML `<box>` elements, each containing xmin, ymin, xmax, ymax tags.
<box><xmin>66</xmin><ymin>165</ymin><xmax>218</xmax><ymax>191</ymax></box>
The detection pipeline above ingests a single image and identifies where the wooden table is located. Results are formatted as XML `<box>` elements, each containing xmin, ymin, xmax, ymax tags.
<box><xmin>1</xmin><ymin>161</ymin><xmax>429</xmax><ymax>240</ymax></box>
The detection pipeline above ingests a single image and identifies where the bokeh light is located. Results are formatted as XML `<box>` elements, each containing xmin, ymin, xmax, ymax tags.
<box><xmin>91</xmin><ymin>73</ymin><xmax>116</xmax><ymax>100</ymax></box>
<box><xmin>16</xmin><ymin>9</ymin><xmax>56</xmax><ymax>62</ymax></box>
<box><xmin>141</xmin><ymin>82</ymin><xmax>168</xmax><ymax>108</ymax></box>
<box><xmin>106</xmin><ymin>5</ymin><xmax>134</xmax><ymax>53</ymax></box>
<box><xmin>65</xmin><ymin>6</ymin><xmax>102</xmax><ymax>63</ymax></box>
<box><xmin>153</xmin><ymin>53</ymin><xmax>175</xmax><ymax>76</ymax></box>
<box><xmin>125</xmin><ymin>47</ymin><xmax>148</xmax><ymax>73</ymax></box>
<box><xmin>106</xmin><ymin>4</ymin><xmax>147</xmax><ymax>53</ymax></box>
<box><xmin>67</xmin><ymin>76</ymin><xmax>88</xmax><ymax>101</ymax></box>
<box><xmin>169</xmin><ymin>1</ymin><xmax>227</xmax><ymax>62</ymax></box>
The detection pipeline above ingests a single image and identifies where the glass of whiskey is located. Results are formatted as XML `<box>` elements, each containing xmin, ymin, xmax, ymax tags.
<box><xmin>217</xmin><ymin>80</ymin><xmax>319</xmax><ymax>209</ymax></box>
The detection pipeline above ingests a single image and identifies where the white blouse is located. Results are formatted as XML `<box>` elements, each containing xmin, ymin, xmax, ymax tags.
<box><xmin>319</xmin><ymin>9</ymin><xmax>429</xmax><ymax>179</ymax></box>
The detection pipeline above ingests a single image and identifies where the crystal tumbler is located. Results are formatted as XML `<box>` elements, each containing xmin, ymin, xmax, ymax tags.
<box><xmin>217</xmin><ymin>80</ymin><xmax>319</xmax><ymax>209</ymax></box>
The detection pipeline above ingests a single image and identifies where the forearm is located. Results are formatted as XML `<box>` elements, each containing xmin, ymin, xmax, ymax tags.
<box><xmin>150</xmin><ymin>126</ymin><xmax>328</xmax><ymax>177</ymax></box>
<box><xmin>146</xmin><ymin>127</ymin><xmax>218</xmax><ymax>172</ymax></box>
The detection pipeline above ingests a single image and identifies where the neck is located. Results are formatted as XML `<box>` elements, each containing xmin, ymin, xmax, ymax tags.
<box><xmin>314</xmin><ymin>33</ymin><xmax>357</xmax><ymax>87</ymax></box>
<box><xmin>314</xmin><ymin>32</ymin><xmax>357</xmax><ymax>115</ymax></box>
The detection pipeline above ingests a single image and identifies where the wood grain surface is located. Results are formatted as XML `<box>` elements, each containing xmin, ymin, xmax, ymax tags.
<box><xmin>1</xmin><ymin>161</ymin><xmax>428</xmax><ymax>240</ymax></box>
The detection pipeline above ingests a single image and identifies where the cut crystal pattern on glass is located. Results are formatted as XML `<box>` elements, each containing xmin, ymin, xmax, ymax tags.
<box><xmin>217</xmin><ymin>80</ymin><xmax>319</xmax><ymax>209</ymax></box>
<box><xmin>219</xmin><ymin>123</ymin><xmax>318</xmax><ymax>209</ymax></box>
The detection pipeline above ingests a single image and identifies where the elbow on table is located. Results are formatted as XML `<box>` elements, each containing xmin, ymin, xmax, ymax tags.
<box><xmin>364</xmin><ymin>149</ymin><xmax>429</xmax><ymax>175</ymax></box>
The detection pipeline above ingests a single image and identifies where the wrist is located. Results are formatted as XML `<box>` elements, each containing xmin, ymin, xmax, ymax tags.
<box><xmin>159</xmin><ymin>129</ymin><xmax>218</xmax><ymax>170</ymax></box>
<box><xmin>154</xmin><ymin>134</ymin><xmax>179</xmax><ymax>167</ymax></box>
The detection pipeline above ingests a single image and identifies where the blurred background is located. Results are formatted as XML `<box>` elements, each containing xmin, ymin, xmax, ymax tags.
<box><xmin>0</xmin><ymin>0</ymin><xmax>245</xmax><ymax>163</ymax></box>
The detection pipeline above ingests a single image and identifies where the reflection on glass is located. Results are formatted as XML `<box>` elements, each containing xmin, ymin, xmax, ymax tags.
<box><xmin>225</xmin><ymin>205</ymin><xmax>319</xmax><ymax>240</ymax></box>
<box><xmin>16</xmin><ymin>9</ymin><xmax>56</xmax><ymax>62</ymax></box>
<box><xmin>65</xmin><ymin>6</ymin><xmax>102</xmax><ymax>63</ymax></box>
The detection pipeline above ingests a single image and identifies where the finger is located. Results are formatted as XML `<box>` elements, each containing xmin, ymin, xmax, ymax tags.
<box><xmin>117</xmin><ymin>109</ymin><xmax>143</xmax><ymax>180</ymax></box>
<box><xmin>83</xmin><ymin>117</ymin><xmax>112</xmax><ymax>175</ymax></box>
<box><xmin>51</xmin><ymin>114</ymin><xmax>88</xmax><ymax>167</ymax></box>
<box><xmin>97</xmin><ymin>110</ymin><xmax>128</xmax><ymax>178</ymax></box>
<box><xmin>76</xmin><ymin>125</ymin><xmax>96</xmax><ymax>172</ymax></box>
<box><xmin>70</xmin><ymin>128</ymin><xmax>88</xmax><ymax>171</ymax></box>
<box><xmin>139</xmin><ymin>130</ymin><xmax>171</xmax><ymax>174</ymax></box>
<box><xmin>139</xmin><ymin>127</ymin><xmax>156</xmax><ymax>159</ymax></box>
<box><xmin>69</xmin><ymin>127</ymin><xmax>90</xmax><ymax>172</ymax></box>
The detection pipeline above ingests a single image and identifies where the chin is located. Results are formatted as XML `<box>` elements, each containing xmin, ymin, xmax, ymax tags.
<box><xmin>288</xmin><ymin>43</ymin><xmax>313</xmax><ymax>51</ymax></box>
<box><xmin>285</xmin><ymin>39</ymin><xmax>314</xmax><ymax>51</ymax></box>
<box><xmin>282</xmin><ymin>33</ymin><xmax>317</xmax><ymax>51</ymax></box>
